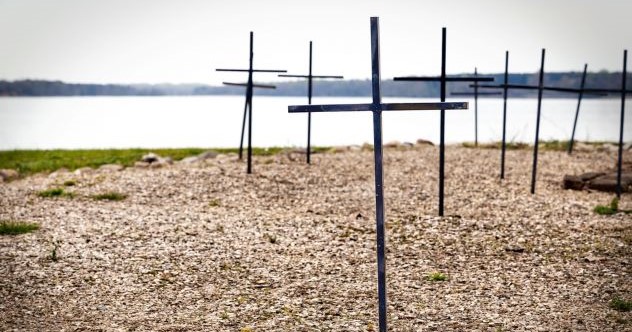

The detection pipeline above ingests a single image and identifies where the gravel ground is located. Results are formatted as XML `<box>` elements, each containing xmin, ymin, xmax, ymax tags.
<box><xmin>1</xmin><ymin>145</ymin><xmax>630</xmax><ymax>331</ymax></box>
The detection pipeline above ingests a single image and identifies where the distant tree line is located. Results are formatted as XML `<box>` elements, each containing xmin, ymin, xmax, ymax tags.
<box><xmin>1</xmin><ymin>72</ymin><xmax>629</xmax><ymax>97</ymax></box>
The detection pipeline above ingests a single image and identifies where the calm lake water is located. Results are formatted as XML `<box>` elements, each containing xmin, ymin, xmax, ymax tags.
<box><xmin>0</xmin><ymin>95</ymin><xmax>629</xmax><ymax>150</ymax></box>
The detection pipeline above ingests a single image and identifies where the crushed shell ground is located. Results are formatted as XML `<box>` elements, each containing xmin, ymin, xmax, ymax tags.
<box><xmin>1</xmin><ymin>145</ymin><xmax>630</xmax><ymax>331</ymax></box>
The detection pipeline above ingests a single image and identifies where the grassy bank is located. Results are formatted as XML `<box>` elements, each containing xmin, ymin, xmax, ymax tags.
<box><xmin>0</xmin><ymin>147</ymin><xmax>329</xmax><ymax>176</ymax></box>
<box><xmin>461</xmin><ymin>140</ymin><xmax>616</xmax><ymax>151</ymax></box>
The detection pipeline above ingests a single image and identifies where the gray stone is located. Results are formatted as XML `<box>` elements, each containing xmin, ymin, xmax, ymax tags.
<box><xmin>99</xmin><ymin>164</ymin><xmax>124</xmax><ymax>172</ymax></box>
<box><xmin>134</xmin><ymin>161</ymin><xmax>150</xmax><ymax>168</ymax></box>
<box><xmin>180</xmin><ymin>156</ymin><xmax>200</xmax><ymax>164</ymax></box>
<box><xmin>141</xmin><ymin>153</ymin><xmax>160</xmax><ymax>163</ymax></box>
<box><xmin>198</xmin><ymin>150</ymin><xmax>219</xmax><ymax>160</ymax></box>
<box><xmin>0</xmin><ymin>169</ymin><xmax>18</xmax><ymax>181</ymax></box>
<box><xmin>416</xmin><ymin>139</ymin><xmax>435</xmax><ymax>146</ymax></box>
<box><xmin>74</xmin><ymin>167</ymin><xmax>93</xmax><ymax>176</ymax></box>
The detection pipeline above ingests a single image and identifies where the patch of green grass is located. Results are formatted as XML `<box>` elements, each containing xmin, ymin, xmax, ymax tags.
<box><xmin>0</xmin><ymin>221</ymin><xmax>40</xmax><ymax>235</ymax></box>
<box><xmin>37</xmin><ymin>187</ymin><xmax>74</xmax><ymax>198</ymax></box>
<box><xmin>610</xmin><ymin>296</ymin><xmax>632</xmax><ymax>312</ymax></box>
<box><xmin>92</xmin><ymin>192</ymin><xmax>127</xmax><ymax>201</ymax></box>
<box><xmin>594</xmin><ymin>198</ymin><xmax>619</xmax><ymax>215</ymax></box>
<box><xmin>0</xmin><ymin>147</ymin><xmax>331</xmax><ymax>176</ymax></box>
<box><xmin>462</xmin><ymin>141</ymin><xmax>529</xmax><ymax>150</ymax></box>
<box><xmin>426</xmin><ymin>271</ymin><xmax>448</xmax><ymax>281</ymax></box>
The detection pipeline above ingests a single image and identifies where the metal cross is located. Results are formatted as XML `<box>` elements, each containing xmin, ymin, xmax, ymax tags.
<box><xmin>393</xmin><ymin>28</ymin><xmax>493</xmax><ymax>216</ymax></box>
<box><xmin>279</xmin><ymin>41</ymin><xmax>344</xmax><ymax>164</ymax></box>
<box><xmin>451</xmin><ymin>67</ymin><xmax>502</xmax><ymax>146</ymax></box>
<box><xmin>289</xmin><ymin>17</ymin><xmax>468</xmax><ymax>332</ymax></box>
<box><xmin>216</xmin><ymin>31</ymin><xmax>287</xmax><ymax>174</ymax></box>
<box><xmin>558</xmin><ymin>50</ymin><xmax>630</xmax><ymax>198</ymax></box>
<box><xmin>477</xmin><ymin>49</ymin><xmax>625</xmax><ymax>195</ymax></box>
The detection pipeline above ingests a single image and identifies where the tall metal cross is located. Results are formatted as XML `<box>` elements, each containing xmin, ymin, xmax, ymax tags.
<box><xmin>556</xmin><ymin>50</ymin><xmax>630</xmax><ymax>198</ymax></box>
<box><xmin>393</xmin><ymin>28</ymin><xmax>493</xmax><ymax>216</ymax></box>
<box><xmin>216</xmin><ymin>31</ymin><xmax>287</xmax><ymax>174</ymax></box>
<box><xmin>279</xmin><ymin>41</ymin><xmax>344</xmax><ymax>164</ymax></box>
<box><xmin>289</xmin><ymin>17</ymin><xmax>468</xmax><ymax>332</ymax></box>
<box><xmin>478</xmin><ymin>49</ymin><xmax>620</xmax><ymax>194</ymax></box>
<box><xmin>451</xmin><ymin>67</ymin><xmax>502</xmax><ymax>146</ymax></box>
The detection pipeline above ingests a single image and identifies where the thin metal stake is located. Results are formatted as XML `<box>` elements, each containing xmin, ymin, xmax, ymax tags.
<box><xmin>307</xmin><ymin>41</ymin><xmax>313</xmax><ymax>164</ymax></box>
<box><xmin>246</xmin><ymin>32</ymin><xmax>254</xmax><ymax>174</ymax></box>
<box><xmin>531</xmin><ymin>49</ymin><xmax>545</xmax><ymax>194</ymax></box>
<box><xmin>568</xmin><ymin>64</ymin><xmax>588</xmax><ymax>154</ymax></box>
<box><xmin>474</xmin><ymin>67</ymin><xmax>479</xmax><ymax>146</ymax></box>
<box><xmin>439</xmin><ymin>27</ymin><xmax>446</xmax><ymax>217</ymax></box>
<box><xmin>616</xmin><ymin>50</ymin><xmax>627</xmax><ymax>198</ymax></box>
<box><xmin>501</xmin><ymin>51</ymin><xmax>509</xmax><ymax>179</ymax></box>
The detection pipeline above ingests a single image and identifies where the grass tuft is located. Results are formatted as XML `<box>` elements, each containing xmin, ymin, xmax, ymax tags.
<box><xmin>610</xmin><ymin>296</ymin><xmax>632</xmax><ymax>312</ymax></box>
<box><xmin>92</xmin><ymin>192</ymin><xmax>127</xmax><ymax>201</ymax></box>
<box><xmin>426</xmin><ymin>271</ymin><xmax>448</xmax><ymax>281</ymax></box>
<box><xmin>38</xmin><ymin>187</ymin><xmax>74</xmax><ymax>198</ymax></box>
<box><xmin>0</xmin><ymin>221</ymin><xmax>40</xmax><ymax>235</ymax></box>
<box><xmin>594</xmin><ymin>198</ymin><xmax>619</xmax><ymax>215</ymax></box>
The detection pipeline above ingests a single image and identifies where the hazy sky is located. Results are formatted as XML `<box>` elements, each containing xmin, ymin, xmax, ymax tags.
<box><xmin>0</xmin><ymin>0</ymin><xmax>630</xmax><ymax>85</ymax></box>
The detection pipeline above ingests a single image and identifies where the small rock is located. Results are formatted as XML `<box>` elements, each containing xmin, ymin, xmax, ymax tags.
<box><xmin>48</xmin><ymin>168</ymin><xmax>69</xmax><ymax>178</ymax></box>
<box><xmin>141</xmin><ymin>153</ymin><xmax>160</xmax><ymax>163</ymax></box>
<box><xmin>504</xmin><ymin>245</ymin><xmax>525</xmax><ymax>253</ymax></box>
<box><xmin>384</xmin><ymin>141</ymin><xmax>401</xmax><ymax>148</ymax></box>
<box><xmin>416</xmin><ymin>139</ymin><xmax>435</xmax><ymax>146</ymax></box>
<box><xmin>134</xmin><ymin>161</ymin><xmax>150</xmax><ymax>168</ymax></box>
<box><xmin>402</xmin><ymin>142</ymin><xmax>414</xmax><ymax>148</ymax></box>
<box><xmin>180</xmin><ymin>156</ymin><xmax>200</xmax><ymax>164</ymax></box>
<box><xmin>198</xmin><ymin>150</ymin><xmax>218</xmax><ymax>160</ymax></box>
<box><xmin>347</xmin><ymin>145</ymin><xmax>361</xmax><ymax>152</ymax></box>
<box><xmin>99</xmin><ymin>164</ymin><xmax>124</xmax><ymax>172</ymax></box>
<box><xmin>74</xmin><ymin>167</ymin><xmax>93</xmax><ymax>176</ymax></box>
<box><xmin>0</xmin><ymin>169</ymin><xmax>19</xmax><ymax>181</ymax></box>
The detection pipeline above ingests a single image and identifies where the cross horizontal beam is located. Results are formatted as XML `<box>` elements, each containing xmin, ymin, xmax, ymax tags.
<box><xmin>451</xmin><ymin>91</ymin><xmax>502</xmax><ymax>96</ymax></box>
<box><xmin>289</xmin><ymin>102</ymin><xmax>467</xmax><ymax>113</ymax></box>
<box><xmin>216</xmin><ymin>68</ymin><xmax>287</xmax><ymax>73</ymax></box>
<box><xmin>223</xmin><ymin>82</ymin><xmax>276</xmax><ymax>89</ymax></box>
<box><xmin>394</xmin><ymin>76</ymin><xmax>494</xmax><ymax>82</ymax></box>
<box><xmin>478</xmin><ymin>83</ymin><xmax>539</xmax><ymax>90</ymax></box>
<box><xmin>476</xmin><ymin>83</ymin><xmax>610</xmax><ymax>95</ymax></box>
<box><xmin>279</xmin><ymin>74</ymin><xmax>344</xmax><ymax>79</ymax></box>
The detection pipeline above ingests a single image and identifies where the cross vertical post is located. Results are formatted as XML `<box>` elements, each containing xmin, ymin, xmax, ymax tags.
<box><xmin>531</xmin><ymin>49</ymin><xmax>545</xmax><ymax>195</ymax></box>
<box><xmin>216</xmin><ymin>32</ymin><xmax>287</xmax><ymax>174</ymax></box>
<box><xmin>246</xmin><ymin>32</ymin><xmax>254</xmax><ymax>174</ymax></box>
<box><xmin>501</xmin><ymin>51</ymin><xmax>509</xmax><ymax>179</ymax></box>
<box><xmin>439</xmin><ymin>27</ymin><xmax>446</xmax><ymax>217</ymax></box>
<box><xmin>288</xmin><ymin>17</ymin><xmax>468</xmax><ymax>331</ymax></box>
<box><xmin>616</xmin><ymin>50</ymin><xmax>627</xmax><ymax>198</ymax></box>
<box><xmin>308</xmin><ymin>41</ymin><xmax>313</xmax><ymax>164</ymax></box>
<box><xmin>568</xmin><ymin>64</ymin><xmax>588</xmax><ymax>154</ymax></box>
<box><xmin>279</xmin><ymin>42</ymin><xmax>343</xmax><ymax>164</ymax></box>
<box><xmin>370</xmin><ymin>17</ymin><xmax>387</xmax><ymax>332</ymax></box>
<box><xmin>393</xmin><ymin>29</ymin><xmax>493</xmax><ymax>216</ymax></box>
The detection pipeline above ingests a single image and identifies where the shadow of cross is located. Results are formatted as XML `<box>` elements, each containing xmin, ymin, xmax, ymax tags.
<box><xmin>288</xmin><ymin>17</ymin><xmax>468</xmax><ymax>332</ymax></box>
<box><xmin>393</xmin><ymin>27</ymin><xmax>493</xmax><ymax>217</ymax></box>
<box><xmin>451</xmin><ymin>67</ymin><xmax>502</xmax><ymax>146</ymax></box>
<box><xmin>216</xmin><ymin>31</ymin><xmax>287</xmax><ymax>174</ymax></box>
<box><xmin>279</xmin><ymin>41</ymin><xmax>344</xmax><ymax>164</ymax></box>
